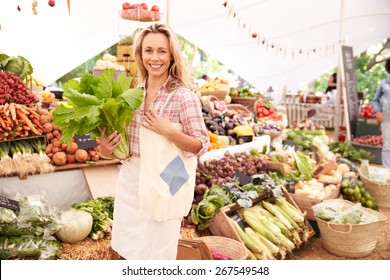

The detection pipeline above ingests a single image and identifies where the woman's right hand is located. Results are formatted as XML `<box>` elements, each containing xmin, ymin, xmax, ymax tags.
<box><xmin>376</xmin><ymin>111</ymin><xmax>384</xmax><ymax>123</ymax></box>
<box><xmin>99</xmin><ymin>128</ymin><xmax>122</xmax><ymax>159</ymax></box>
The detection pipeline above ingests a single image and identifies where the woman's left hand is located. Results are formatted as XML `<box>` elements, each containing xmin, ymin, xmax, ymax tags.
<box><xmin>142</xmin><ymin>108</ymin><xmax>173</xmax><ymax>136</ymax></box>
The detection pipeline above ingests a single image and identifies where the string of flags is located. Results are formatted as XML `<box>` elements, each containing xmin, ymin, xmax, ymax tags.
<box><xmin>221</xmin><ymin>0</ymin><xmax>336</xmax><ymax>61</ymax></box>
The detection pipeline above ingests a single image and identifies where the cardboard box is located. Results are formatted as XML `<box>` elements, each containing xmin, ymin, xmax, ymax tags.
<box><xmin>176</xmin><ymin>239</ymin><xmax>213</xmax><ymax>260</ymax></box>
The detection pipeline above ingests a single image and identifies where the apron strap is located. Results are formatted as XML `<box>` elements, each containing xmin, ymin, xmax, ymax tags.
<box><xmin>159</xmin><ymin>90</ymin><xmax>177</xmax><ymax>116</ymax></box>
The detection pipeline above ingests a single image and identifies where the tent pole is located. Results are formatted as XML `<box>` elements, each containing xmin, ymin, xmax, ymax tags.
<box><xmin>333</xmin><ymin>0</ymin><xmax>345</xmax><ymax>142</ymax></box>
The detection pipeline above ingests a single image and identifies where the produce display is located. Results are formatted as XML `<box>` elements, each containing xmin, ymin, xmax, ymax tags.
<box><xmin>0</xmin><ymin>71</ymin><xmax>37</xmax><ymax>105</ymax></box>
<box><xmin>120</xmin><ymin>2</ymin><xmax>161</xmax><ymax>22</ymax></box>
<box><xmin>0</xmin><ymin>195</ymin><xmax>62</xmax><ymax>260</ymax></box>
<box><xmin>199</xmin><ymin>77</ymin><xmax>230</xmax><ymax>93</ymax></box>
<box><xmin>227</xmin><ymin>196</ymin><xmax>311</xmax><ymax>260</ymax></box>
<box><xmin>254</xmin><ymin>100</ymin><xmax>280</xmax><ymax>121</ymax></box>
<box><xmin>39</xmin><ymin>108</ymin><xmax>100</xmax><ymax>165</ymax></box>
<box><xmin>359</xmin><ymin>104</ymin><xmax>376</xmax><ymax>118</ymax></box>
<box><xmin>352</xmin><ymin>134</ymin><xmax>382</xmax><ymax>146</ymax></box>
<box><xmin>340</xmin><ymin>172</ymin><xmax>378</xmax><ymax>210</ymax></box>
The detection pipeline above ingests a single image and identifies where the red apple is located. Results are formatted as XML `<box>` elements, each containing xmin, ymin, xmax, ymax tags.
<box><xmin>48</xmin><ymin>0</ymin><xmax>55</xmax><ymax>7</ymax></box>
<box><xmin>140</xmin><ymin>3</ymin><xmax>148</xmax><ymax>10</ymax></box>
<box><xmin>252</xmin><ymin>33</ymin><xmax>257</xmax><ymax>38</ymax></box>
<box><xmin>151</xmin><ymin>5</ymin><xmax>160</xmax><ymax>12</ymax></box>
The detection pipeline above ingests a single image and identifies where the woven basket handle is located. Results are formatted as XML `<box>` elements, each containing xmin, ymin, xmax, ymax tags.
<box><xmin>326</xmin><ymin>222</ymin><xmax>352</xmax><ymax>234</ymax></box>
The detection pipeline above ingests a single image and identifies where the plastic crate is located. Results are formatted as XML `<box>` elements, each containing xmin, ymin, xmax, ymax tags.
<box><xmin>355</xmin><ymin>117</ymin><xmax>381</xmax><ymax>137</ymax></box>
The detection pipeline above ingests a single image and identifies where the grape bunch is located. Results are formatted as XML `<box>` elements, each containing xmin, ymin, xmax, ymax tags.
<box><xmin>341</xmin><ymin>176</ymin><xmax>378</xmax><ymax>210</ymax></box>
<box><xmin>196</xmin><ymin>151</ymin><xmax>268</xmax><ymax>187</ymax></box>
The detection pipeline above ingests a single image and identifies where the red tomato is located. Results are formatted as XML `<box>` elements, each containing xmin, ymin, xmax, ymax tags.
<box><xmin>122</xmin><ymin>2</ymin><xmax>131</xmax><ymax>10</ymax></box>
<box><xmin>151</xmin><ymin>5</ymin><xmax>160</xmax><ymax>12</ymax></box>
<box><xmin>263</xmin><ymin>108</ymin><xmax>270</xmax><ymax>116</ymax></box>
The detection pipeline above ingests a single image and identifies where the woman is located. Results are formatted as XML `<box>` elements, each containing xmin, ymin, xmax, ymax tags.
<box><xmin>99</xmin><ymin>23</ymin><xmax>209</xmax><ymax>259</ymax></box>
<box><xmin>371</xmin><ymin>58</ymin><xmax>390</xmax><ymax>168</ymax></box>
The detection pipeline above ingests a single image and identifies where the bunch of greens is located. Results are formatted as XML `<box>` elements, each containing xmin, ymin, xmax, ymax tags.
<box><xmin>71</xmin><ymin>196</ymin><xmax>114</xmax><ymax>240</ymax></box>
<box><xmin>190</xmin><ymin>185</ymin><xmax>234</xmax><ymax>230</ymax></box>
<box><xmin>329</xmin><ymin>141</ymin><xmax>373</xmax><ymax>162</ymax></box>
<box><xmin>52</xmin><ymin>69</ymin><xmax>143</xmax><ymax>159</ymax></box>
<box><xmin>0</xmin><ymin>53</ymin><xmax>33</xmax><ymax>80</ymax></box>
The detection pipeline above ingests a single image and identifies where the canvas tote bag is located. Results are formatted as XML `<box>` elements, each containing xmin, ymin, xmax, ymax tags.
<box><xmin>138</xmin><ymin>92</ymin><xmax>197</xmax><ymax>221</ymax></box>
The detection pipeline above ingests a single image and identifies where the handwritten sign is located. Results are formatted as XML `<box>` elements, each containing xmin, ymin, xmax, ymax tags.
<box><xmin>305</xmin><ymin>106</ymin><xmax>334</xmax><ymax>122</ymax></box>
<box><xmin>0</xmin><ymin>196</ymin><xmax>19</xmax><ymax>211</ymax></box>
<box><xmin>75</xmin><ymin>133</ymin><xmax>97</xmax><ymax>149</ymax></box>
<box><xmin>342</xmin><ymin>45</ymin><xmax>359</xmax><ymax>137</ymax></box>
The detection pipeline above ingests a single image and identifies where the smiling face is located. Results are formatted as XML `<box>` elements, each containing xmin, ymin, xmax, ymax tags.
<box><xmin>141</xmin><ymin>32</ymin><xmax>172</xmax><ymax>80</ymax></box>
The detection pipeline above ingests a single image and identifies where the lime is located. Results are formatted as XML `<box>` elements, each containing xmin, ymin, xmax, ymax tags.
<box><xmin>341</xmin><ymin>179</ymin><xmax>350</xmax><ymax>188</ymax></box>
<box><xmin>356</xmin><ymin>180</ymin><xmax>363</xmax><ymax>188</ymax></box>
<box><xmin>365</xmin><ymin>200</ymin><xmax>373</xmax><ymax>209</ymax></box>
<box><xmin>360</xmin><ymin>197</ymin><xmax>366</xmax><ymax>204</ymax></box>
<box><xmin>354</xmin><ymin>187</ymin><xmax>360</xmax><ymax>196</ymax></box>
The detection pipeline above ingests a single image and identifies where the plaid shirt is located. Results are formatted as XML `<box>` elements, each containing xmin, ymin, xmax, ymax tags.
<box><xmin>128</xmin><ymin>79</ymin><xmax>209</xmax><ymax>158</ymax></box>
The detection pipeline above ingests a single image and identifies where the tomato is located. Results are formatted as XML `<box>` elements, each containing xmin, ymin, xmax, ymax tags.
<box><xmin>263</xmin><ymin>108</ymin><xmax>270</xmax><ymax>116</ymax></box>
<box><xmin>122</xmin><ymin>2</ymin><xmax>131</xmax><ymax>10</ymax></box>
<box><xmin>151</xmin><ymin>5</ymin><xmax>160</xmax><ymax>12</ymax></box>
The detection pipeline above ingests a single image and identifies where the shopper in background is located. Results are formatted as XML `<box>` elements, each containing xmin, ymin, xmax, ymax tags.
<box><xmin>325</xmin><ymin>72</ymin><xmax>337</xmax><ymax>93</ymax></box>
<box><xmin>371</xmin><ymin>58</ymin><xmax>390</xmax><ymax>168</ymax></box>
<box><xmin>99</xmin><ymin>23</ymin><xmax>209</xmax><ymax>259</ymax></box>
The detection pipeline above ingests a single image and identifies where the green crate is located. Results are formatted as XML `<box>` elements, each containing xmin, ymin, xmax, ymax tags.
<box><xmin>355</xmin><ymin>118</ymin><xmax>381</xmax><ymax>137</ymax></box>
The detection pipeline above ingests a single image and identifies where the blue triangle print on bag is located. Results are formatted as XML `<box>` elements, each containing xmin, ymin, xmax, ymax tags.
<box><xmin>160</xmin><ymin>155</ymin><xmax>189</xmax><ymax>196</ymax></box>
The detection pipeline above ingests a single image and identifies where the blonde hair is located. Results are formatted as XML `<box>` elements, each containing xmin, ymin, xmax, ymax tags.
<box><xmin>133</xmin><ymin>23</ymin><xmax>195</xmax><ymax>91</ymax></box>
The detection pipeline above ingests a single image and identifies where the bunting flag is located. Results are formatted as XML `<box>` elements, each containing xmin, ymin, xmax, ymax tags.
<box><xmin>221</xmin><ymin>0</ymin><xmax>336</xmax><ymax>61</ymax></box>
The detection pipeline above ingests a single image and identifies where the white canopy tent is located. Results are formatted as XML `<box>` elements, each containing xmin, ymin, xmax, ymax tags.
<box><xmin>1</xmin><ymin>0</ymin><xmax>389</xmax><ymax>98</ymax></box>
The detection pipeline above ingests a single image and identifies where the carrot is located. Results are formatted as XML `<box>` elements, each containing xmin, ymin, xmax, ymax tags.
<box><xmin>31</xmin><ymin>118</ymin><xmax>42</xmax><ymax>128</ymax></box>
<box><xmin>9</xmin><ymin>103</ymin><xmax>17</xmax><ymax>121</ymax></box>
<box><xmin>16</xmin><ymin>110</ymin><xmax>40</xmax><ymax>135</ymax></box>
<box><xmin>0</xmin><ymin>116</ymin><xmax>6</xmax><ymax>129</ymax></box>
<box><xmin>14</xmin><ymin>104</ymin><xmax>30</xmax><ymax>115</ymax></box>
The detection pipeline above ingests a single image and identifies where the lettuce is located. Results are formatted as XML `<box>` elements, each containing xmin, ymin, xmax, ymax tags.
<box><xmin>52</xmin><ymin>69</ymin><xmax>143</xmax><ymax>159</ymax></box>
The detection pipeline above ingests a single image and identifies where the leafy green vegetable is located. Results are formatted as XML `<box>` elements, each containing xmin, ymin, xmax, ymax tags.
<box><xmin>52</xmin><ymin>69</ymin><xmax>144</xmax><ymax>159</ymax></box>
<box><xmin>0</xmin><ymin>53</ymin><xmax>33</xmax><ymax>80</ymax></box>
<box><xmin>71</xmin><ymin>196</ymin><xmax>114</xmax><ymax>240</ymax></box>
<box><xmin>329</xmin><ymin>141</ymin><xmax>373</xmax><ymax>162</ymax></box>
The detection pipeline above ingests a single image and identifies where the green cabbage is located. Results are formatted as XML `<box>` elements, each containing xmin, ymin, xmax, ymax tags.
<box><xmin>0</xmin><ymin>53</ymin><xmax>33</xmax><ymax>80</ymax></box>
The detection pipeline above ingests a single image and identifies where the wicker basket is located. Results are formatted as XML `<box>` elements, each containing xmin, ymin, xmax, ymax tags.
<box><xmin>359</xmin><ymin>172</ymin><xmax>390</xmax><ymax>208</ymax></box>
<box><xmin>315</xmin><ymin>199</ymin><xmax>387</xmax><ymax>258</ymax></box>
<box><xmin>226</xmin><ymin>103</ymin><xmax>253</xmax><ymax>118</ymax></box>
<box><xmin>200</xmin><ymin>90</ymin><xmax>228</xmax><ymax>101</ymax></box>
<box><xmin>231</xmin><ymin>97</ymin><xmax>258</xmax><ymax>112</ymax></box>
<box><xmin>197</xmin><ymin>236</ymin><xmax>248</xmax><ymax>260</ymax></box>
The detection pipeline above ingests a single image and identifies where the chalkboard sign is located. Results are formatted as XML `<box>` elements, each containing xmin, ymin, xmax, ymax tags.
<box><xmin>341</xmin><ymin>45</ymin><xmax>359</xmax><ymax>137</ymax></box>
<box><xmin>75</xmin><ymin>133</ymin><xmax>97</xmax><ymax>149</ymax></box>
<box><xmin>0</xmin><ymin>196</ymin><xmax>19</xmax><ymax>211</ymax></box>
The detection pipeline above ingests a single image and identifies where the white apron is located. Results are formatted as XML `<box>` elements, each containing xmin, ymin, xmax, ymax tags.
<box><xmin>111</xmin><ymin>158</ymin><xmax>182</xmax><ymax>260</ymax></box>
<box><xmin>111</xmin><ymin>92</ymin><xmax>197</xmax><ymax>259</ymax></box>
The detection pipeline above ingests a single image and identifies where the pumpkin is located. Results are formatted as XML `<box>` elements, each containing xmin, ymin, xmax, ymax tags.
<box><xmin>56</xmin><ymin>210</ymin><xmax>93</xmax><ymax>244</ymax></box>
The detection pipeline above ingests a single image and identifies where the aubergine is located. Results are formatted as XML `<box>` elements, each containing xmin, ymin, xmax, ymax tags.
<box><xmin>212</xmin><ymin>116</ymin><xmax>222</xmax><ymax>123</ymax></box>
<box><xmin>202</xmin><ymin>108</ymin><xmax>210</xmax><ymax>114</ymax></box>
<box><xmin>209</xmin><ymin>125</ymin><xmax>225</xmax><ymax>135</ymax></box>
<box><xmin>205</xmin><ymin>120</ymin><xmax>220</xmax><ymax>128</ymax></box>
<box><xmin>224</xmin><ymin>121</ymin><xmax>235</xmax><ymax>130</ymax></box>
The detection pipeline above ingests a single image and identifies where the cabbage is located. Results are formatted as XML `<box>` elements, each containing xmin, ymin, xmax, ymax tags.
<box><xmin>0</xmin><ymin>53</ymin><xmax>33</xmax><ymax>80</ymax></box>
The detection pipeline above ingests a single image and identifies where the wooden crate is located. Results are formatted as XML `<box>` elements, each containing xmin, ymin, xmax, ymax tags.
<box><xmin>288</xmin><ymin>187</ymin><xmax>341</xmax><ymax>220</ymax></box>
<box><xmin>116</xmin><ymin>59</ymin><xmax>137</xmax><ymax>76</ymax></box>
<box><xmin>116</xmin><ymin>45</ymin><xmax>134</xmax><ymax>61</ymax></box>
<box><xmin>209</xmin><ymin>188</ymin><xmax>314</xmax><ymax>259</ymax></box>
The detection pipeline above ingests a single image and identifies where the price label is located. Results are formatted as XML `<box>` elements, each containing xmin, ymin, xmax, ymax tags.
<box><xmin>0</xmin><ymin>196</ymin><xmax>19</xmax><ymax>211</ymax></box>
<box><xmin>75</xmin><ymin>133</ymin><xmax>97</xmax><ymax>149</ymax></box>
